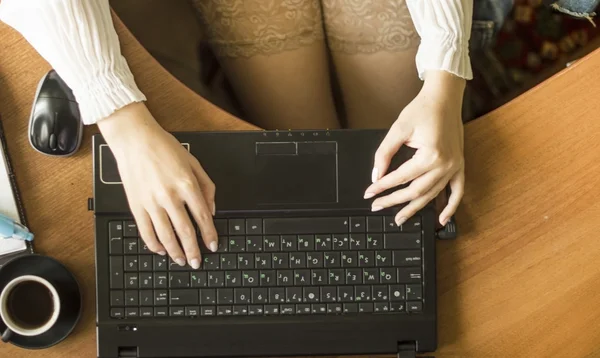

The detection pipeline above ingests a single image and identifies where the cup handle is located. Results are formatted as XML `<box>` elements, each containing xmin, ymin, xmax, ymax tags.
<box><xmin>1</xmin><ymin>327</ymin><xmax>13</xmax><ymax>343</ymax></box>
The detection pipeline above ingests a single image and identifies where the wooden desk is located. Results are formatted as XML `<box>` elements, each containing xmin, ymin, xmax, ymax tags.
<box><xmin>1</xmin><ymin>11</ymin><xmax>599</xmax><ymax>358</ymax></box>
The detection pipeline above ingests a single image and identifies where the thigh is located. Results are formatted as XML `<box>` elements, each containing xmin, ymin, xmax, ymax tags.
<box><xmin>192</xmin><ymin>0</ymin><xmax>340</xmax><ymax>130</ymax></box>
<box><xmin>322</xmin><ymin>0</ymin><xmax>422</xmax><ymax>129</ymax></box>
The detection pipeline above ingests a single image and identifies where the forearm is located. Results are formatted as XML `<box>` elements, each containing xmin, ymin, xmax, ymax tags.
<box><xmin>0</xmin><ymin>0</ymin><xmax>145</xmax><ymax>125</ymax></box>
<box><xmin>406</xmin><ymin>0</ymin><xmax>474</xmax><ymax>81</ymax></box>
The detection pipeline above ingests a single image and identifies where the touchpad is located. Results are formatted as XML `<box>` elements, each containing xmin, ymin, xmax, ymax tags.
<box><xmin>255</xmin><ymin>142</ymin><xmax>338</xmax><ymax>205</ymax></box>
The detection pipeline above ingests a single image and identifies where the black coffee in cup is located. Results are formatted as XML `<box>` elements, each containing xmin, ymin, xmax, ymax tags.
<box><xmin>7</xmin><ymin>281</ymin><xmax>55</xmax><ymax>330</ymax></box>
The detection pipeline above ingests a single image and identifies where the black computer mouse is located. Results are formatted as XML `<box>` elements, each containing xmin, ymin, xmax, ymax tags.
<box><xmin>29</xmin><ymin>69</ymin><xmax>82</xmax><ymax>156</ymax></box>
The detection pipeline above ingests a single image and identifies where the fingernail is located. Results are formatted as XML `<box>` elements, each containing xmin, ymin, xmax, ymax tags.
<box><xmin>371</xmin><ymin>168</ymin><xmax>379</xmax><ymax>183</ymax></box>
<box><xmin>209</xmin><ymin>241</ymin><xmax>218</xmax><ymax>252</ymax></box>
<box><xmin>175</xmin><ymin>258</ymin><xmax>186</xmax><ymax>266</ymax></box>
<box><xmin>190</xmin><ymin>258</ymin><xmax>200</xmax><ymax>269</ymax></box>
<box><xmin>372</xmin><ymin>206</ymin><xmax>383</xmax><ymax>212</ymax></box>
<box><xmin>158</xmin><ymin>251</ymin><xmax>166</xmax><ymax>256</ymax></box>
<box><xmin>396</xmin><ymin>216</ymin><xmax>407</xmax><ymax>226</ymax></box>
<box><xmin>364</xmin><ymin>192</ymin><xmax>375</xmax><ymax>199</ymax></box>
<box><xmin>212</xmin><ymin>203</ymin><xmax>216</xmax><ymax>216</ymax></box>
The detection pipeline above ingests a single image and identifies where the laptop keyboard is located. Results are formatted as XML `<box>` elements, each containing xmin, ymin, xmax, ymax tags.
<box><xmin>107</xmin><ymin>216</ymin><xmax>424</xmax><ymax>319</ymax></box>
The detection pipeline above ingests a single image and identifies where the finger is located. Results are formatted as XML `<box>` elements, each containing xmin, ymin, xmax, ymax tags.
<box><xmin>371</xmin><ymin>168</ymin><xmax>445</xmax><ymax>211</ymax></box>
<box><xmin>439</xmin><ymin>169</ymin><xmax>465</xmax><ymax>225</ymax></box>
<box><xmin>372</xmin><ymin>123</ymin><xmax>411</xmax><ymax>183</ymax></box>
<box><xmin>132</xmin><ymin>207</ymin><xmax>165</xmax><ymax>255</ymax></box>
<box><xmin>364</xmin><ymin>155</ymin><xmax>429</xmax><ymax>199</ymax></box>
<box><xmin>395</xmin><ymin>172</ymin><xmax>452</xmax><ymax>226</ymax></box>
<box><xmin>149</xmin><ymin>207</ymin><xmax>186</xmax><ymax>266</ymax></box>
<box><xmin>164</xmin><ymin>200</ymin><xmax>202</xmax><ymax>269</ymax></box>
<box><xmin>187</xmin><ymin>160</ymin><xmax>219</xmax><ymax>252</ymax></box>
<box><xmin>190</xmin><ymin>159</ymin><xmax>216</xmax><ymax>216</ymax></box>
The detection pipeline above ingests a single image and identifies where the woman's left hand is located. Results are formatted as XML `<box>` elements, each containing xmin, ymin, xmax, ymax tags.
<box><xmin>364</xmin><ymin>70</ymin><xmax>466</xmax><ymax>226</ymax></box>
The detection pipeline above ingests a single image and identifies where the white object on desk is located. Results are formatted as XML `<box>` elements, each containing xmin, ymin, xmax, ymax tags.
<box><xmin>0</xmin><ymin>139</ymin><xmax>26</xmax><ymax>255</ymax></box>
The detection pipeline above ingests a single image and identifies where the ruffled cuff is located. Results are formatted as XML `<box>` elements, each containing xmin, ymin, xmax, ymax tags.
<box><xmin>416</xmin><ymin>35</ymin><xmax>473</xmax><ymax>80</ymax></box>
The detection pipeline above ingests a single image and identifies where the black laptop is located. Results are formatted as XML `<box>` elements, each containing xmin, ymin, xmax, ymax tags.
<box><xmin>92</xmin><ymin>129</ymin><xmax>438</xmax><ymax>358</ymax></box>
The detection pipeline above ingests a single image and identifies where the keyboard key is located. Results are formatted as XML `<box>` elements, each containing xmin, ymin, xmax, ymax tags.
<box><xmin>202</xmin><ymin>307</ymin><xmax>216</xmax><ymax>316</ymax></box>
<box><xmin>367</xmin><ymin>234</ymin><xmax>383</xmax><ymax>249</ymax></box>
<box><xmin>366</xmin><ymin>216</ymin><xmax>383</xmax><ymax>232</ymax></box>
<box><xmin>200</xmin><ymin>289</ymin><xmax>216</xmax><ymax>304</ymax></box>
<box><xmin>110</xmin><ymin>257</ymin><xmax>124</xmax><ymax>289</ymax></box>
<box><xmin>110</xmin><ymin>308</ymin><xmax>125</xmax><ymax>318</ymax></box>
<box><xmin>140</xmin><ymin>290</ymin><xmax>153</xmax><ymax>306</ymax></box>
<box><xmin>155</xmin><ymin>307</ymin><xmax>168</xmax><ymax>317</ymax></box>
<box><xmin>225</xmin><ymin>271</ymin><xmax>242</xmax><ymax>287</ymax></box>
<box><xmin>208</xmin><ymin>271</ymin><xmax>225</xmax><ymax>287</ymax></box>
<box><xmin>286</xmin><ymin>287</ymin><xmax>302</xmax><ymax>303</ymax></box>
<box><xmin>153</xmin><ymin>256</ymin><xmax>167</xmax><ymax>271</ymax></box>
<box><xmin>229</xmin><ymin>219</ymin><xmax>245</xmax><ymax>235</ymax></box>
<box><xmin>234</xmin><ymin>288</ymin><xmax>251</xmax><ymax>304</ymax></box>
<box><xmin>281</xmin><ymin>235</ymin><xmax>296</xmax><ymax>251</ymax></box>
<box><xmin>312</xmin><ymin>304</ymin><xmax>327</xmax><ymax>314</ymax></box>
<box><xmin>214</xmin><ymin>219</ymin><xmax>228</xmax><ymax>235</ymax></box>
<box><xmin>203</xmin><ymin>254</ymin><xmax>220</xmax><ymax>270</ymax></box>
<box><xmin>220</xmin><ymin>254</ymin><xmax>237</xmax><ymax>270</ymax></box>
<box><xmin>355</xmin><ymin>286</ymin><xmax>371</xmax><ymax>301</ymax></box>
<box><xmin>124</xmin><ymin>238</ymin><xmax>138</xmax><ymax>254</ymax></box>
<box><xmin>264</xmin><ymin>236</ymin><xmax>280</xmax><ymax>251</ymax></box>
<box><xmin>341</xmin><ymin>251</ymin><xmax>358</xmax><ymax>267</ymax></box>
<box><xmin>218</xmin><ymin>306</ymin><xmax>233</xmax><ymax>316</ymax></box>
<box><xmin>384</xmin><ymin>217</ymin><xmax>397</xmax><ymax>232</ymax></box>
<box><xmin>406</xmin><ymin>284</ymin><xmax>422</xmax><ymax>300</ymax></box>
<box><xmin>289</xmin><ymin>253</ymin><xmax>306</xmax><ymax>268</ymax></box>
<box><xmin>277</xmin><ymin>270</ymin><xmax>293</xmax><ymax>286</ymax></box>
<box><xmin>328</xmin><ymin>269</ymin><xmax>343</xmax><ymax>284</ymax></box>
<box><xmin>375</xmin><ymin>251</ymin><xmax>392</xmax><ymax>266</ymax></box>
<box><xmin>191</xmin><ymin>272</ymin><xmax>207</xmax><ymax>287</ymax></box>
<box><xmin>384</xmin><ymin>233</ymin><xmax>421</xmax><ymax>249</ymax></box>
<box><xmin>111</xmin><ymin>291</ymin><xmax>124</xmax><ymax>306</ymax></box>
<box><xmin>260</xmin><ymin>271</ymin><xmax>276</xmax><ymax>286</ymax></box>
<box><xmin>297</xmin><ymin>235</ymin><xmax>314</xmax><ymax>251</ymax></box>
<box><xmin>124</xmin><ymin>256</ymin><xmax>138</xmax><ymax>272</ymax></box>
<box><xmin>255</xmin><ymin>253</ymin><xmax>272</xmax><ymax>269</ymax></box>
<box><xmin>397</xmin><ymin>267</ymin><xmax>422</xmax><ymax>283</ymax></box>
<box><xmin>126</xmin><ymin>308</ymin><xmax>139</xmax><ymax>317</ymax></box>
<box><xmin>321</xmin><ymin>287</ymin><xmax>337</xmax><ymax>302</ymax></box>
<box><xmin>170</xmin><ymin>273</ymin><xmax>190</xmax><ymax>288</ymax></box>
<box><xmin>390</xmin><ymin>285</ymin><xmax>406</xmax><ymax>301</ymax></box>
<box><xmin>125</xmin><ymin>273</ymin><xmax>139</xmax><ymax>289</ymax></box>
<box><xmin>141</xmin><ymin>307</ymin><xmax>153</xmax><ymax>317</ymax></box>
<box><xmin>109</xmin><ymin>221</ymin><xmax>124</xmax><ymax>254</ymax></box>
<box><xmin>332</xmin><ymin>234</ymin><xmax>349</xmax><ymax>250</ymax></box>
<box><xmin>246</xmin><ymin>236</ymin><xmax>262</xmax><ymax>252</ymax></box>
<box><xmin>294</xmin><ymin>269</ymin><xmax>310</xmax><ymax>286</ymax></box>
<box><xmin>390</xmin><ymin>302</ymin><xmax>405</xmax><ymax>313</ymax></box>
<box><xmin>242</xmin><ymin>271</ymin><xmax>259</xmax><ymax>287</ymax></box>
<box><xmin>272</xmin><ymin>253</ymin><xmax>289</xmax><ymax>269</ymax></box>
<box><xmin>350</xmin><ymin>217</ymin><xmax>365</xmax><ymax>233</ymax></box>
<box><xmin>327</xmin><ymin>303</ymin><xmax>342</xmax><ymax>314</ymax></box>
<box><xmin>349</xmin><ymin>234</ymin><xmax>366</xmax><ymax>250</ymax></box>
<box><xmin>252</xmin><ymin>288</ymin><xmax>268</xmax><ymax>304</ymax></box>
<box><xmin>372</xmin><ymin>286</ymin><xmax>389</xmax><ymax>301</ymax></box>
<box><xmin>358</xmin><ymin>251</ymin><xmax>375</xmax><ymax>267</ymax></box>
<box><xmin>269</xmin><ymin>288</ymin><xmax>285</xmax><ymax>303</ymax></box>
<box><xmin>280</xmin><ymin>304</ymin><xmax>295</xmax><ymax>315</ymax></box>
<box><xmin>217</xmin><ymin>288</ymin><xmax>234</xmax><ymax>304</ymax></box>
<box><xmin>229</xmin><ymin>237</ymin><xmax>246</xmax><ymax>252</ymax></box>
<box><xmin>125</xmin><ymin>290</ymin><xmax>138</xmax><ymax>306</ymax></box>
<box><xmin>345</xmin><ymin>268</ymin><xmax>362</xmax><ymax>284</ymax></box>
<box><xmin>248</xmin><ymin>305</ymin><xmax>264</xmax><ymax>315</ymax></box>
<box><xmin>139</xmin><ymin>255</ymin><xmax>152</xmax><ymax>272</ymax></box>
<box><xmin>359</xmin><ymin>303</ymin><xmax>374</xmax><ymax>313</ymax></box>
<box><xmin>238</xmin><ymin>253</ymin><xmax>254</xmax><ymax>269</ymax></box>
<box><xmin>233</xmin><ymin>305</ymin><xmax>248</xmax><ymax>315</ymax></box>
<box><xmin>315</xmin><ymin>235</ymin><xmax>332</xmax><ymax>250</ymax></box>
<box><xmin>400</xmin><ymin>217</ymin><xmax>421</xmax><ymax>232</ymax></box>
<box><xmin>139</xmin><ymin>273</ymin><xmax>153</xmax><ymax>289</ymax></box>
<box><xmin>217</xmin><ymin>239</ymin><xmax>228</xmax><ymax>253</ymax></box>
<box><xmin>124</xmin><ymin>221</ymin><xmax>138</xmax><ymax>237</ymax></box>
<box><xmin>170</xmin><ymin>289</ymin><xmax>199</xmax><ymax>305</ymax></box>
<box><xmin>344</xmin><ymin>303</ymin><xmax>358</xmax><ymax>313</ymax></box>
<box><xmin>139</xmin><ymin>239</ymin><xmax>153</xmax><ymax>254</ymax></box>
<box><xmin>311</xmin><ymin>269</ymin><xmax>327</xmax><ymax>285</ymax></box>
<box><xmin>296</xmin><ymin>304</ymin><xmax>311</xmax><ymax>315</ymax></box>
<box><xmin>407</xmin><ymin>301</ymin><xmax>422</xmax><ymax>313</ymax></box>
<box><xmin>363</xmin><ymin>268</ymin><xmax>379</xmax><ymax>284</ymax></box>
<box><xmin>154</xmin><ymin>273</ymin><xmax>168</xmax><ymax>288</ymax></box>
<box><xmin>264</xmin><ymin>305</ymin><xmax>280</xmax><ymax>315</ymax></box>
<box><xmin>393</xmin><ymin>250</ymin><xmax>422</xmax><ymax>266</ymax></box>
<box><xmin>338</xmin><ymin>286</ymin><xmax>354</xmax><ymax>302</ymax></box>
<box><xmin>186</xmin><ymin>306</ymin><xmax>200</xmax><ymax>316</ymax></box>
<box><xmin>306</xmin><ymin>252</ymin><xmax>323</xmax><ymax>268</ymax></box>
<box><xmin>380</xmin><ymin>268</ymin><xmax>397</xmax><ymax>283</ymax></box>
<box><xmin>374</xmin><ymin>302</ymin><xmax>389</xmax><ymax>313</ymax></box>
<box><xmin>154</xmin><ymin>290</ymin><xmax>168</xmax><ymax>306</ymax></box>
<box><xmin>246</xmin><ymin>219</ymin><xmax>262</xmax><ymax>235</ymax></box>
<box><xmin>264</xmin><ymin>217</ymin><xmax>349</xmax><ymax>235</ymax></box>
<box><xmin>303</xmin><ymin>287</ymin><xmax>320</xmax><ymax>303</ymax></box>
<box><xmin>324</xmin><ymin>252</ymin><xmax>340</xmax><ymax>268</ymax></box>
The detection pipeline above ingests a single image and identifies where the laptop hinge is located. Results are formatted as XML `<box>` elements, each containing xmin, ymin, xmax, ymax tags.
<box><xmin>397</xmin><ymin>342</ymin><xmax>417</xmax><ymax>358</ymax></box>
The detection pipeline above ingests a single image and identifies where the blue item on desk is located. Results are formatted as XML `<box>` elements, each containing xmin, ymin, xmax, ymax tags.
<box><xmin>0</xmin><ymin>213</ymin><xmax>33</xmax><ymax>242</ymax></box>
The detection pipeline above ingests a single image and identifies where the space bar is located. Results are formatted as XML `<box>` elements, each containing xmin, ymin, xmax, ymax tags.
<box><xmin>264</xmin><ymin>217</ymin><xmax>349</xmax><ymax>234</ymax></box>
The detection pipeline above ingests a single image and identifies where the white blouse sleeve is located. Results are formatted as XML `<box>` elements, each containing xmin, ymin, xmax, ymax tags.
<box><xmin>406</xmin><ymin>0</ymin><xmax>474</xmax><ymax>80</ymax></box>
<box><xmin>0</xmin><ymin>0</ymin><xmax>146</xmax><ymax>125</ymax></box>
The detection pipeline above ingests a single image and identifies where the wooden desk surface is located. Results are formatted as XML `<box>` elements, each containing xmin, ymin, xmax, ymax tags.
<box><xmin>1</xmin><ymin>12</ymin><xmax>599</xmax><ymax>358</ymax></box>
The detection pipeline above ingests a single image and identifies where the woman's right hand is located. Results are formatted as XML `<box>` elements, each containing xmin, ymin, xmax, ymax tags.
<box><xmin>97</xmin><ymin>102</ymin><xmax>217</xmax><ymax>269</ymax></box>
